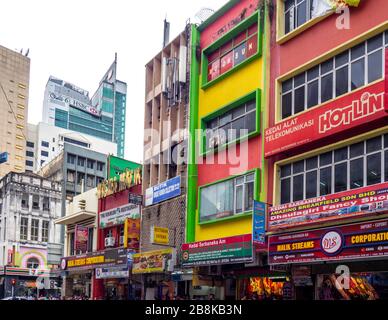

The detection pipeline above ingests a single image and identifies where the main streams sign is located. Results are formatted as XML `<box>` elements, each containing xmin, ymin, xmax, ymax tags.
<box><xmin>181</xmin><ymin>234</ymin><xmax>253</xmax><ymax>267</ymax></box>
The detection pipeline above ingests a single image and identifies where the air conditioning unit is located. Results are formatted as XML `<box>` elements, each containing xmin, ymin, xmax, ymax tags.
<box><xmin>104</xmin><ymin>237</ymin><xmax>115</xmax><ymax>248</ymax></box>
<box><xmin>119</xmin><ymin>236</ymin><xmax>124</xmax><ymax>246</ymax></box>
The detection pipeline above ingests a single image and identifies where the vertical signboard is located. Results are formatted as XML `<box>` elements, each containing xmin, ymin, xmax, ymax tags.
<box><xmin>74</xmin><ymin>225</ymin><xmax>89</xmax><ymax>254</ymax></box>
<box><xmin>252</xmin><ymin>201</ymin><xmax>266</xmax><ymax>246</ymax></box>
<box><xmin>124</xmin><ymin>218</ymin><xmax>140</xmax><ymax>251</ymax></box>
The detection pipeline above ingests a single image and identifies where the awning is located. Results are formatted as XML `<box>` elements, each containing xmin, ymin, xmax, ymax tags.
<box><xmin>55</xmin><ymin>211</ymin><xmax>96</xmax><ymax>225</ymax></box>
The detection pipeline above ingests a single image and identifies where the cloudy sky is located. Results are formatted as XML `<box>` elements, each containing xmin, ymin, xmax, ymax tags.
<box><xmin>0</xmin><ymin>0</ymin><xmax>226</xmax><ymax>163</ymax></box>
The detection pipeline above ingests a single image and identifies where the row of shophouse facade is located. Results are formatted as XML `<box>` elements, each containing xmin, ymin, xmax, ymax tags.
<box><xmin>1</xmin><ymin>0</ymin><xmax>388</xmax><ymax>300</ymax></box>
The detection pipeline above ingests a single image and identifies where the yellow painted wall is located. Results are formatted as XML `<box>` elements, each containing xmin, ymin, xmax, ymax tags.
<box><xmin>195</xmin><ymin>55</ymin><xmax>263</xmax><ymax>242</ymax></box>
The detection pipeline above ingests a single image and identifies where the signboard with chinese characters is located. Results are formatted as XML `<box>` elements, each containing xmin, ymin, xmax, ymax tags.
<box><xmin>264</xmin><ymin>80</ymin><xmax>387</xmax><ymax>157</ymax></box>
<box><xmin>145</xmin><ymin>176</ymin><xmax>181</xmax><ymax>206</ymax></box>
<box><xmin>181</xmin><ymin>234</ymin><xmax>253</xmax><ymax>267</ymax></box>
<box><xmin>100</xmin><ymin>203</ymin><xmax>140</xmax><ymax>229</ymax></box>
<box><xmin>269</xmin><ymin>219</ymin><xmax>388</xmax><ymax>265</ymax></box>
<box><xmin>268</xmin><ymin>182</ymin><xmax>388</xmax><ymax>231</ymax></box>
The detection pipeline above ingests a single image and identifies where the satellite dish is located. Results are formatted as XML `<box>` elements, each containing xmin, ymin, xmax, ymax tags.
<box><xmin>195</xmin><ymin>7</ymin><xmax>215</xmax><ymax>23</ymax></box>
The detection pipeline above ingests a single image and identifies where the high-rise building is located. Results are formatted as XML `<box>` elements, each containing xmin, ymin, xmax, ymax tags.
<box><xmin>42</xmin><ymin>56</ymin><xmax>127</xmax><ymax>158</ymax></box>
<box><xmin>0</xmin><ymin>45</ymin><xmax>30</xmax><ymax>178</ymax></box>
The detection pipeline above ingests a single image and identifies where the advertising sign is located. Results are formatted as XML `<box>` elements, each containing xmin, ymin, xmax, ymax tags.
<box><xmin>60</xmin><ymin>248</ymin><xmax>128</xmax><ymax>271</ymax></box>
<box><xmin>124</xmin><ymin>218</ymin><xmax>140</xmax><ymax>250</ymax></box>
<box><xmin>151</xmin><ymin>226</ymin><xmax>170</xmax><ymax>245</ymax></box>
<box><xmin>49</xmin><ymin>92</ymin><xmax>101</xmax><ymax>117</ymax></box>
<box><xmin>95</xmin><ymin>267</ymin><xmax>129</xmax><ymax>279</ymax></box>
<box><xmin>100</xmin><ymin>203</ymin><xmax>140</xmax><ymax>229</ymax></box>
<box><xmin>269</xmin><ymin>219</ymin><xmax>388</xmax><ymax>265</ymax></box>
<box><xmin>108</xmin><ymin>156</ymin><xmax>141</xmax><ymax>180</ymax></box>
<box><xmin>253</xmin><ymin>201</ymin><xmax>266</xmax><ymax>245</ymax></box>
<box><xmin>74</xmin><ymin>225</ymin><xmax>89</xmax><ymax>253</ymax></box>
<box><xmin>132</xmin><ymin>249</ymin><xmax>175</xmax><ymax>274</ymax></box>
<box><xmin>264</xmin><ymin>80</ymin><xmax>387</xmax><ymax>157</ymax></box>
<box><xmin>268</xmin><ymin>182</ymin><xmax>388</xmax><ymax>231</ymax></box>
<box><xmin>207</xmin><ymin>59</ymin><xmax>220</xmax><ymax>82</ymax></box>
<box><xmin>181</xmin><ymin>234</ymin><xmax>253</xmax><ymax>267</ymax></box>
<box><xmin>0</xmin><ymin>152</ymin><xmax>8</xmax><ymax>164</ymax></box>
<box><xmin>145</xmin><ymin>176</ymin><xmax>181</xmax><ymax>207</ymax></box>
<box><xmin>220</xmin><ymin>52</ymin><xmax>233</xmax><ymax>74</ymax></box>
<box><xmin>128</xmin><ymin>193</ymin><xmax>143</xmax><ymax>206</ymax></box>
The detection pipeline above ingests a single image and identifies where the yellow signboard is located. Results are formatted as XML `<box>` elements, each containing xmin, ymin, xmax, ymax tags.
<box><xmin>151</xmin><ymin>226</ymin><xmax>169</xmax><ymax>245</ymax></box>
<box><xmin>132</xmin><ymin>249</ymin><xmax>173</xmax><ymax>274</ymax></box>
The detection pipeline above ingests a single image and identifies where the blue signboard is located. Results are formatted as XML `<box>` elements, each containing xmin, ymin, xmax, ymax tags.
<box><xmin>145</xmin><ymin>176</ymin><xmax>181</xmax><ymax>206</ymax></box>
<box><xmin>253</xmin><ymin>201</ymin><xmax>266</xmax><ymax>245</ymax></box>
<box><xmin>0</xmin><ymin>152</ymin><xmax>8</xmax><ymax>165</ymax></box>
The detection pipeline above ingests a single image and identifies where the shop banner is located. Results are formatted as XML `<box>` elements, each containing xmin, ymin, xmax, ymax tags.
<box><xmin>132</xmin><ymin>249</ymin><xmax>175</xmax><ymax>274</ymax></box>
<box><xmin>264</xmin><ymin>80</ymin><xmax>387</xmax><ymax>157</ymax></box>
<box><xmin>269</xmin><ymin>182</ymin><xmax>388</xmax><ymax>231</ymax></box>
<box><xmin>145</xmin><ymin>176</ymin><xmax>181</xmax><ymax>207</ymax></box>
<box><xmin>95</xmin><ymin>267</ymin><xmax>129</xmax><ymax>279</ymax></box>
<box><xmin>253</xmin><ymin>201</ymin><xmax>266</xmax><ymax>245</ymax></box>
<box><xmin>74</xmin><ymin>225</ymin><xmax>89</xmax><ymax>254</ymax></box>
<box><xmin>124</xmin><ymin>218</ymin><xmax>140</xmax><ymax>250</ymax></box>
<box><xmin>60</xmin><ymin>248</ymin><xmax>129</xmax><ymax>271</ymax></box>
<box><xmin>150</xmin><ymin>226</ymin><xmax>170</xmax><ymax>245</ymax></box>
<box><xmin>128</xmin><ymin>193</ymin><xmax>143</xmax><ymax>205</ymax></box>
<box><xmin>269</xmin><ymin>219</ymin><xmax>388</xmax><ymax>265</ymax></box>
<box><xmin>181</xmin><ymin>234</ymin><xmax>253</xmax><ymax>267</ymax></box>
<box><xmin>100</xmin><ymin>203</ymin><xmax>140</xmax><ymax>229</ymax></box>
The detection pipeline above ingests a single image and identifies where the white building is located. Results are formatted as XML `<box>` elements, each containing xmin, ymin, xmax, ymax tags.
<box><xmin>0</xmin><ymin>171</ymin><xmax>62</xmax><ymax>298</ymax></box>
<box><xmin>26</xmin><ymin>122</ymin><xmax>117</xmax><ymax>172</ymax></box>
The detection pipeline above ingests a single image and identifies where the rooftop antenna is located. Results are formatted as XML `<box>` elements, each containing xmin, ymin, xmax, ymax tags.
<box><xmin>194</xmin><ymin>7</ymin><xmax>215</xmax><ymax>24</ymax></box>
<box><xmin>25</xmin><ymin>49</ymin><xmax>30</xmax><ymax>57</ymax></box>
<box><xmin>163</xmin><ymin>17</ymin><xmax>170</xmax><ymax>48</ymax></box>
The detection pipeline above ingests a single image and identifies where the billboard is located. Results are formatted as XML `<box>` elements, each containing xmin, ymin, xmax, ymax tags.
<box><xmin>269</xmin><ymin>219</ymin><xmax>388</xmax><ymax>265</ymax></box>
<box><xmin>132</xmin><ymin>249</ymin><xmax>175</xmax><ymax>274</ymax></box>
<box><xmin>268</xmin><ymin>182</ymin><xmax>388</xmax><ymax>231</ymax></box>
<box><xmin>124</xmin><ymin>218</ymin><xmax>140</xmax><ymax>251</ymax></box>
<box><xmin>108</xmin><ymin>155</ymin><xmax>141</xmax><ymax>180</ymax></box>
<box><xmin>74</xmin><ymin>225</ymin><xmax>89</xmax><ymax>254</ymax></box>
<box><xmin>264</xmin><ymin>80</ymin><xmax>387</xmax><ymax>157</ymax></box>
<box><xmin>181</xmin><ymin>234</ymin><xmax>253</xmax><ymax>267</ymax></box>
<box><xmin>100</xmin><ymin>203</ymin><xmax>140</xmax><ymax>229</ymax></box>
<box><xmin>145</xmin><ymin>176</ymin><xmax>181</xmax><ymax>206</ymax></box>
<box><xmin>150</xmin><ymin>226</ymin><xmax>170</xmax><ymax>245</ymax></box>
<box><xmin>252</xmin><ymin>201</ymin><xmax>266</xmax><ymax>245</ymax></box>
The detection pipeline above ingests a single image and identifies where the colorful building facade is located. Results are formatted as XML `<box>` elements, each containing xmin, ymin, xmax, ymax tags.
<box><xmin>265</xmin><ymin>0</ymin><xmax>388</xmax><ymax>300</ymax></box>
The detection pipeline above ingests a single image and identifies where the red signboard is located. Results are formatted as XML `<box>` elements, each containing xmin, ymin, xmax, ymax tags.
<box><xmin>208</xmin><ymin>59</ymin><xmax>220</xmax><ymax>82</ymax></box>
<box><xmin>74</xmin><ymin>225</ymin><xmax>89</xmax><ymax>254</ymax></box>
<box><xmin>246</xmin><ymin>35</ymin><xmax>258</xmax><ymax>58</ymax></box>
<box><xmin>264</xmin><ymin>80</ymin><xmax>387</xmax><ymax>157</ymax></box>
<box><xmin>269</xmin><ymin>219</ymin><xmax>388</xmax><ymax>265</ymax></box>
<box><xmin>220</xmin><ymin>51</ymin><xmax>233</xmax><ymax>74</ymax></box>
<box><xmin>269</xmin><ymin>183</ymin><xmax>388</xmax><ymax>231</ymax></box>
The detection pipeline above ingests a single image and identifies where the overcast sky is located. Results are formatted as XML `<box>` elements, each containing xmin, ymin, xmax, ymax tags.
<box><xmin>0</xmin><ymin>0</ymin><xmax>226</xmax><ymax>163</ymax></box>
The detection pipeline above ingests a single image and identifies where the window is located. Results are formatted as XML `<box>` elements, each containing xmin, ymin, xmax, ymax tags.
<box><xmin>31</xmin><ymin>219</ymin><xmax>39</xmax><ymax>241</ymax></box>
<box><xmin>87</xmin><ymin>159</ymin><xmax>95</xmax><ymax>169</ymax></box>
<box><xmin>26</xmin><ymin>141</ymin><xmax>34</xmax><ymax>148</ymax></box>
<box><xmin>199</xmin><ymin>173</ymin><xmax>255</xmax><ymax>222</ymax></box>
<box><xmin>26</xmin><ymin>257</ymin><xmax>40</xmax><ymax>269</ymax></box>
<box><xmin>26</xmin><ymin>151</ymin><xmax>34</xmax><ymax>157</ymax></box>
<box><xmin>67</xmin><ymin>170</ymin><xmax>75</xmax><ymax>183</ymax></box>
<box><xmin>87</xmin><ymin>228</ymin><xmax>94</xmax><ymax>253</ymax></box>
<box><xmin>204</xmin><ymin>98</ymin><xmax>256</xmax><ymax>152</ymax></box>
<box><xmin>97</xmin><ymin>162</ymin><xmax>104</xmax><ymax>171</ymax></box>
<box><xmin>281</xmin><ymin>32</ymin><xmax>387</xmax><ymax>119</ymax></box>
<box><xmin>67</xmin><ymin>154</ymin><xmax>76</xmax><ymax>164</ymax></box>
<box><xmin>77</xmin><ymin>172</ymin><xmax>85</xmax><ymax>185</ymax></box>
<box><xmin>284</xmin><ymin>0</ymin><xmax>315</xmax><ymax>35</ymax></box>
<box><xmin>20</xmin><ymin>217</ymin><xmax>28</xmax><ymax>241</ymax></box>
<box><xmin>78</xmin><ymin>157</ymin><xmax>86</xmax><ymax>167</ymax></box>
<box><xmin>63</xmin><ymin>137</ymin><xmax>89</xmax><ymax>148</ymax></box>
<box><xmin>41</xmin><ymin>141</ymin><xmax>49</xmax><ymax>148</ymax></box>
<box><xmin>31</xmin><ymin>195</ymin><xmax>39</xmax><ymax>210</ymax></box>
<box><xmin>55</xmin><ymin>109</ymin><xmax>68</xmax><ymax>129</ymax></box>
<box><xmin>206</xmin><ymin>21</ymin><xmax>259</xmax><ymax>83</ymax></box>
<box><xmin>42</xmin><ymin>221</ymin><xmax>49</xmax><ymax>243</ymax></box>
<box><xmin>25</xmin><ymin>160</ymin><xmax>33</xmax><ymax>167</ymax></box>
<box><xmin>41</xmin><ymin>151</ymin><xmax>49</xmax><ymax>157</ymax></box>
<box><xmin>69</xmin><ymin>232</ymin><xmax>75</xmax><ymax>256</ymax></box>
<box><xmin>279</xmin><ymin>134</ymin><xmax>388</xmax><ymax>204</ymax></box>
<box><xmin>87</xmin><ymin>175</ymin><xmax>95</xmax><ymax>188</ymax></box>
<box><xmin>43</xmin><ymin>197</ymin><xmax>50</xmax><ymax>211</ymax></box>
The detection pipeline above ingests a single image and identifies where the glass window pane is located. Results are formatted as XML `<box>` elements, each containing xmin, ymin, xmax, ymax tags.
<box><xmin>321</xmin><ymin>73</ymin><xmax>333</xmax><ymax>103</ymax></box>
<box><xmin>246</xmin><ymin>100</ymin><xmax>256</xmax><ymax>112</ymax></box>
<box><xmin>336</xmin><ymin>66</ymin><xmax>348</xmax><ymax>97</ymax></box>
<box><xmin>245</xmin><ymin>181</ymin><xmax>254</xmax><ymax>212</ymax></box>
<box><xmin>351</xmin><ymin>58</ymin><xmax>365</xmax><ymax>90</ymax></box>
<box><xmin>385</xmin><ymin>151</ymin><xmax>388</xmax><ymax>182</ymax></box>
<box><xmin>321</xmin><ymin>59</ymin><xmax>333</xmax><ymax>74</ymax></box>
<box><xmin>307</xmin><ymin>66</ymin><xmax>319</xmax><ymax>81</ymax></box>
<box><xmin>246</xmin><ymin>173</ymin><xmax>255</xmax><ymax>182</ymax></box>
<box><xmin>306</xmin><ymin>157</ymin><xmax>318</xmax><ymax>170</ymax></box>
<box><xmin>294</xmin><ymin>86</ymin><xmax>305</xmax><ymax>114</ymax></box>
<box><xmin>232</xmin><ymin>106</ymin><xmax>245</xmax><ymax>119</ymax></box>
<box><xmin>219</xmin><ymin>113</ymin><xmax>232</xmax><ymax>126</ymax></box>
<box><xmin>282</xmin><ymin>93</ymin><xmax>293</xmax><ymax>118</ymax></box>
<box><xmin>281</xmin><ymin>178</ymin><xmax>291</xmax><ymax>204</ymax></box>
<box><xmin>306</xmin><ymin>171</ymin><xmax>317</xmax><ymax>199</ymax></box>
<box><xmin>351</xmin><ymin>43</ymin><xmax>365</xmax><ymax>60</ymax></box>
<box><xmin>350</xmin><ymin>142</ymin><xmax>365</xmax><ymax>158</ymax></box>
<box><xmin>368</xmin><ymin>50</ymin><xmax>383</xmax><ymax>83</ymax></box>
<box><xmin>335</xmin><ymin>162</ymin><xmax>348</xmax><ymax>193</ymax></box>
<box><xmin>282</xmin><ymin>79</ymin><xmax>293</xmax><ymax>92</ymax></box>
<box><xmin>334</xmin><ymin>147</ymin><xmax>348</xmax><ymax>162</ymax></box>
<box><xmin>335</xmin><ymin>51</ymin><xmax>349</xmax><ymax>67</ymax></box>
<box><xmin>294</xmin><ymin>72</ymin><xmax>306</xmax><ymax>87</ymax></box>
<box><xmin>281</xmin><ymin>164</ymin><xmax>292</xmax><ymax>177</ymax></box>
<box><xmin>245</xmin><ymin>112</ymin><xmax>256</xmax><ymax>133</ymax></box>
<box><xmin>236</xmin><ymin>185</ymin><xmax>243</xmax><ymax>213</ymax></box>
<box><xmin>285</xmin><ymin>10</ymin><xmax>292</xmax><ymax>34</ymax></box>
<box><xmin>296</xmin><ymin>1</ymin><xmax>307</xmax><ymax>27</ymax></box>
<box><xmin>367</xmin><ymin>136</ymin><xmax>382</xmax><ymax>153</ymax></box>
<box><xmin>367</xmin><ymin>34</ymin><xmax>383</xmax><ymax>52</ymax></box>
<box><xmin>200</xmin><ymin>185</ymin><xmax>217</xmax><ymax>220</ymax></box>
<box><xmin>307</xmin><ymin>80</ymin><xmax>319</xmax><ymax>108</ymax></box>
<box><xmin>320</xmin><ymin>152</ymin><xmax>332</xmax><ymax>166</ymax></box>
<box><xmin>320</xmin><ymin>167</ymin><xmax>332</xmax><ymax>196</ymax></box>
<box><xmin>350</xmin><ymin>158</ymin><xmax>364</xmax><ymax>189</ymax></box>
<box><xmin>293</xmin><ymin>160</ymin><xmax>305</xmax><ymax>174</ymax></box>
<box><xmin>232</xmin><ymin>117</ymin><xmax>245</xmax><ymax>139</ymax></box>
<box><xmin>293</xmin><ymin>174</ymin><xmax>304</xmax><ymax>202</ymax></box>
<box><xmin>367</xmin><ymin>153</ymin><xmax>382</xmax><ymax>185</ymax></box>
<box><xmin>385</xmin><ymin>134</ymin><xmax>388</xmax><ymax>148</ymax></box>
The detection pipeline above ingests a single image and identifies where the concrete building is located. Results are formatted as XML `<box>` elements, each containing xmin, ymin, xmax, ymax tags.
<box><xmin>0</xmin><ymin>171</ymin><xmax>62</xmax><ymax>298</ymax></box>
<box><xmin>26</xmin><ymin>122</ymin><xmax>117</xmax><ymax>172</ymax></box>
<box><xmin>42</xmin><ymin>55</ymin><xmax>127</xmax><ymax>158</ymax></box>
<box><xmin>140</xmin><ymin>28</ymin><xmax>191</xmax><ymax>299</ymax></box>
<box><xmin>38</xmin><ymin>143</ymin><xmax>108</xmax><ymax>217</ymax></box>
<box><xmin>55</xmin><ymin>188</ymin><xmax>98</xmax><ymax>298</ymax></box>
<box><xmin>0</xmin><ymin>45</ymin><xmax>30</xmax><ymax>178</ymax></box>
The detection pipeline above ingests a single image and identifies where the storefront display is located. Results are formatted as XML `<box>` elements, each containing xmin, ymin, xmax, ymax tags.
<box><xmin>238</xmin><ymin>276</ymin><xmax>289</xmax><ymax>300</ymax></box>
